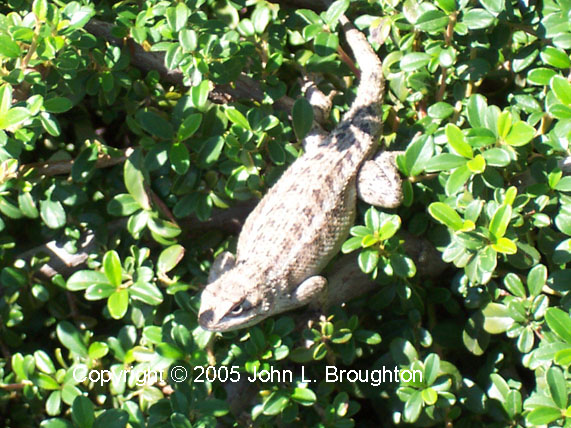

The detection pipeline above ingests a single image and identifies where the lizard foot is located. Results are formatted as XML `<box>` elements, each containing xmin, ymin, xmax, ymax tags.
<box><xmin>208</xmin><ymin>251</ymin><xmax>235</xmax><ymax>283</ymax></box>
<box><xmin>357</xmin><ymin>151</ymin><xmax>403</xmax><ymax>209</ymax></box>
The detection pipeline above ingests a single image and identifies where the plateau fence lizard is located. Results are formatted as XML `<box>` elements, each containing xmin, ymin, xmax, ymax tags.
<box><xmin>198</xmin><ymin>15</ymin><xmax>403</xmax><ymax>331</ymax></box>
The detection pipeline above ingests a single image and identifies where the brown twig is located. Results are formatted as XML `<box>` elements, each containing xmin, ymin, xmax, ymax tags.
<box><xmin>337</xmin><ymin>45</ymin><xmax>361</xmax><ymax>79</ymax></box>
<box><xmin>18</xmin><ymin>147</ymin><xmax>133</xmax><ymax>179</ymax></box>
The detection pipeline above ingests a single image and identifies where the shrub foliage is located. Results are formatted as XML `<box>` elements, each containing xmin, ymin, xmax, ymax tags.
<box><xmin>0</xmin><ymin>0</ymin><xmax>570</xmax><ymax>426</ymax></box>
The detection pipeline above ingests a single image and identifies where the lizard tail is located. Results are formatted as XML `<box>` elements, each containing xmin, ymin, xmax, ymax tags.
<box><xmin>339</xmin><ymin>15</ymin><xmax>384</xmax><ymax>110</ymax></box>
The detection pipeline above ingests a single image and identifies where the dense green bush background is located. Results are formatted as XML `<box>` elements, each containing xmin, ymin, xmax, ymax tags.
<box><xmin>0</xmin><ymin>0</ymin><xmax>570</xmax><ymax>426</ymax></box>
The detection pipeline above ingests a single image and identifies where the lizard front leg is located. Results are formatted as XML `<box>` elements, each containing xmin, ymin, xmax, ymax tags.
<box><xmin>208</xmin><ymin>251</ymin><xmax>236</xmax><ymax>283</ymax></box>
<box><xmin>357</xmin><ymin>151</ymin><xmax>403</xmax><ymax>209</ymax></box>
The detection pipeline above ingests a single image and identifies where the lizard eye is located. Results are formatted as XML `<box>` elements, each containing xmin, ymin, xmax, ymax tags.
<box><xmin>230</xmin><ymin>300</ymin><xmax>251</xmax><ymax>316</ymax></box>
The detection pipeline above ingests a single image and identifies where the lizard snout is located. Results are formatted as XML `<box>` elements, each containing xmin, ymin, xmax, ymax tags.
<box><xmin>198</xmin><ymin>309</ymin><xmax>214</xmax><ymax>329</ymax></box>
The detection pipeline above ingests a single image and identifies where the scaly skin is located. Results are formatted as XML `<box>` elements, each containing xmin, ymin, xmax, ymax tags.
<box><xmin>198</xmin><ymin>16</ymin><xmax>401</xmax><ymax>331</ymax></box>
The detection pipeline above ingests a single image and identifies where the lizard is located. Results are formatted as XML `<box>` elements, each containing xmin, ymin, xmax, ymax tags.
<box><xmin>198</xmin><ymin>15</ymin><xmax>403</xmax><ymax>332</ymax></box>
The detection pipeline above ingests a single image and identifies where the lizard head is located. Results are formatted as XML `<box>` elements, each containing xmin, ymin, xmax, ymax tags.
<box><xmin>197</xmin><ymin>267</ymin><xmax>271</xmax><ymax>332</ymax></box>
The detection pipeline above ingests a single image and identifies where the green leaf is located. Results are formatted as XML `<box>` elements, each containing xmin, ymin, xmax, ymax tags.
<box><xmin>37</xmin><ymin>373</ymin><xmax>60</xmax><ymax>390</ymax></box>
<box><xmin>354</xmin><ymin>329</ymin><xmax>381</xmax><ymax>344</ymax></box>
<box><xmin>225</xmin><ymin>107</ymin><xmax>250</xmax><ymax>130</ymax></box>
<box><xmin>379</xmin><ymin>215</ymin><xmax>401</xmax><ymax>240</ymax></box>
<box><xmin>0</xmin><ymin>107</ymin><xmax>31</xmax><ymax>129</ymax></box>
<box><xmin>428</xmin><ymin>202</ymin><xmax>463</xmax><ymax>231</ymax></box>
<box><xmin>124</xmin><ymin>149</ymin><xmax>151</xmax><ymax>210</ymax></box>
<box><xmin>170</xmin><ymin>143</ymin><xmax>190</xmax><ymax>175</ymax></box>
<box><xmin>517</xmin><ymin>327</ymin><xmax>534</xmax><ymax>353</ymax></box>
<box><xmin>504</xmin><ymin>273</ymin><xmax>525</xmax><ymax>297</ymax></box>
<box><xmin>198</xmin><ymin>135</ymin><xmax>225</xmax><ymax>166</ymax></box>
<box><xmin>480</xmin><ymin>0</ymin><xmax>505</xmax><ymax>15</ymax></box>
<box><xmin>422</xmin><ymin>388</ymin><xmax>438</xmax><ymax>405</ymax></box>
<box><xmin>262</xmin><ymin>391</ymin><xmax>290</xmax><ymax>416</ymax></box>
<box><xmin>135</xmin><ymin>110</ymin><xmax>173</xmax><ymax>140</ymax></box>
<box><xmin>545</xmin><ymin>307</ymin><xmax>571</xmax><ymax>343</ymax></box>
<box><xmin>526</xmin><ymin>406</ymin><xmax>563</xmax><ymax>425</ymax></box>
<box><xmin>179</xmin><ymin>29</ymin><xmax>197</xmax><ymax>52</ymax></box>
<box><xmin>466</xmin><ymin>94</ymin><xmax>488</xmax><ymax>127</ymax></box>
<box><xmin>33</xmin><ymin>0</ymin><xmax>48</xmax><ymax>21</ymax></box>
<box><xmin>103</xmin><ymin>250</ymin><xmax>122</xmax><ymax>287</ymax></box>
<box><xmin>44</xmin><ymin>97</ymin><xmax>73</xmax><ymax>113</ymax></box>
<box><xmin>466</xmin><ymin>154</ymin><xmax>486</xmax><ymax>173</ymax></box>
<box><xmin>67</xmin><ymin>270</ymin><xmax>110</xmax><ymax>291</ymax></box>
<box><xmin>0</xmin><ymin>197</ymin><xmax>23</xmax><ymax>219</ymax></box>
<box><xmin>56</xmin><ymin>321</ymin><xmax>88</xmax><ymax>358</ymax></box>
<box><xmin>402</xmin><ymin>135</ymin><xmax>434</xmax><ymax>176</ymax></box>
<box><xmin>291</xmin><ymin>387</ymin><xmax>317</xmax><ymax>406</ymax></box>
<box><xmin>481</xmin><ymin>302</ymin><xmax>514</xmax><ymax>334</ymax></box>
<box><xmin>107</xmin><ymin>194</ymin><xmax>140</xmax><ymax>217</ymax></box>
<box><xmin>34</xmin><ymin>350</ymin><xmax>55</xmax><ymax>374</ymax></box>
<box><xmin>415</xmin><ymin>10</ymin><xmax>448</xmax><ymax>32</ymax></box>
<box><xmin>446</xmin><ymin>165</ymin><xmax>472</xmax><ymax>195</ymax></box>
<box><xmin>71</xmin><ymin>145</ymin><xmax>98</xmax><ymax>183</ymax></box>
<box><xmin>177</xmin><ymin>113</ymin><xmax>202</xmax><ymax>141</ymax></box>
<box><xmin>157</xmin><ymin>244</ymin><xmax>185</xmax><ymax>274</ymax></box>
<box><xmin>403</xmin><ymin>390</ymin><xmax>423</xmax><ymax>422</ymax></box>
<box><xmin>72</xmin><ymin>396</ymin><xmax>95</xmax><ymax>428</ymax></box>
<box><xmin>482</xmin><ymin>148</ymin><xmax>510</xmax><ymax>167</ymax></box>
<box><xmin>0</xmin><ymin>35</ymin><xmax>22</xmax><ymax>58</ymax></box>
<box><xmin>190</xmin><ymin>80</ymin><xmax>210</xmax><ymax>110</ymax></box>
<box><xmin>427</xmin><ymin>102</ymin><xmax>454</xmax><ymax>119</ymax></box>
<box><xmin>551</xmin><ymin>75</ymin><xmax>571</xmax><ymax>106</ymax></box>
<box><xmin>0</xmin><ymin>84</ymin><xmax>13</xmax><ymax>114</ymax></box>
<box><xmin>252</xmin><ymin>6</ymin><xmax>271</xmax><ymax>34</ymax></box>
<box><xmin>341</xmin><ymin>236</ymin><xmax>362</xmax><ymax>253</ymax></box>
<box><xmin>88</xmin><ymin>342</ymin><xmax>109</xmax><ymax>359</ymax></box>
<box><xmin>446</xmin><ymin>124</ymin><xmax>473</xmax><ymax>158</ymax></box>
<box><xmin>314</xmin><ymin>32</ymin><xmax>339</xmax><ymax>56</ymax></box>
<box><xmin>390</xmin><ymin>253</ymin><xmax>416</xmax><ymax>278</ymax></box>
<box><xmin>463</xmin><ymin>8</ymin><xmax>495</xmax><ymax>29</ymax></box>
<box><xmin>400</xmin><ymin>52</ymin><xmax>431</xmax><ymax>71</ymax></box>
<box><xmin>292</xmin><ymin>98</ymin><xmax>313</xmax><ymax>140</ymax></box>
<box><xmin>323</xmin><ymin>0</ymin><xmax>349</xmax><ymax>27</ymax></box>
<box><xmin>63</xmin><ymin>3</ymin><xmax>95</xmax><ymax>30</ymax></box>
<box><xmin>92</xmin><ymin>409</ymin><xmax>129</xmax><ymax>428</ymax></box>
<box><xmin>463</xmin><ymin>313</ymin><xmax>490</xmax><ymax>355</ymax></box>
<box><xmin>425</xmin><ymin>153</ymin><xmax>467</xmax><ymax>171</ymax></box>
<box><xmin>168</xmin><ymin>2</ymin><xmax>189</xmax><ymax>32</ymax></box>
<box><xmin>296</xmin><ymin>9</ymin><xmax>322</xmax><ymax>25</ymax></box>
<box><xmin>496</xmin><ymin>111</ymin><xmax>512</xmax><ymax>138</ymax></box>
<box><xmin>555</xmin><ymin>348</ymin><xmax>571</xmax><ymax>366</ymax></box>
<box><xmin>40</xmin><ymin>419</ymin><xmax>74</xmax><ymax>428</ymax></box>
<box><xmin>527</xmin><ymin>68</ymin><xmax>557</xmax><ymax>85</ymax></box>
<box><xmin>40</xmin><ymin>199</ymin><xmax>66</xmax><ymax>229</ymax></box>
<box><xmin>85</xmin><ymin>283</ymin><xmax>116</xmax><ymax>301</ymax></box>
<box><xmin>541</xmin><ymin>47</ymin><xmax>571</xmax><ymax>69</ymax></box>
<box><xmin>147</xmin><ymin>217</ymin><xmax>181</xmax><ymax>239</ymax></box>
<box><xmin>358</xmin><ymin>249</ymin><xmax>379</xmax><ymax>274</ymax></box>
<box><xmin>436</xmin><ymin>0</ymin><xmax>456</xmax><ymax>12</ymax></box>
<box><xmin>505</xmin><ymin>389</ymin><xmax>522</xmax><ymax>419</ymax></box>
<box><xmin>527</xmin><ymin>264</ymin><xmax>546</xmax><ymax>297</ymax></box>
<box><xmin>489</xmin><ymin>204</ymin><xmax>511</xmax><ymax>239</ymax></box>
<box><xmin>40</xmin><ymin>112</ymin><xmax>61</xmax><ymax>136</ymax></box>
<box><xmin>546</xmin><ymin>366</ymin><xmax>567</xmax><ymax>409</ymax></box>
<box><xmin>129</xmin><ymin>281</ymin><xmax>163</xmax><ymax>305</ymax></box>
<box><xmin>108</xmin><ymin>289</ymin><xmax>129</xmax><ymax>319</ymax></box>
<box><xmin>424</xmin><ymin>353</ymin><xmax>440</xmax><ymax>385</ymax></box>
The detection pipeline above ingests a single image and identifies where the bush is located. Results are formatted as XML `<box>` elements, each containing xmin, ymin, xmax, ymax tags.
<box><xmin>0</xmin><ymin>0</ymin><xmax>570</xmax><ymax>426</ymax></box>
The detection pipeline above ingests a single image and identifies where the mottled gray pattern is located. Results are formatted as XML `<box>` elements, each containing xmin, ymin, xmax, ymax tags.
<box><xmin>198</xmin><ymin>16</ymin><xmax>403</xmax><ymax>332</ymax></box>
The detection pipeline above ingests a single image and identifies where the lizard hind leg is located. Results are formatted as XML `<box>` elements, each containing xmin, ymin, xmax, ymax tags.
<box><xmin>208</xmin><ymin>251</ymin><xmax>236</xmax><ymax>283</ymax></box>
<box><xmin>280</xmin><ymin>275</ymin><xmax>328</xmax><ymax>313</ymax></box>
<box><xmin>357</xmin><ymin>151</ymin><xmax>404</xmax><ymax>209</ymax></box>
